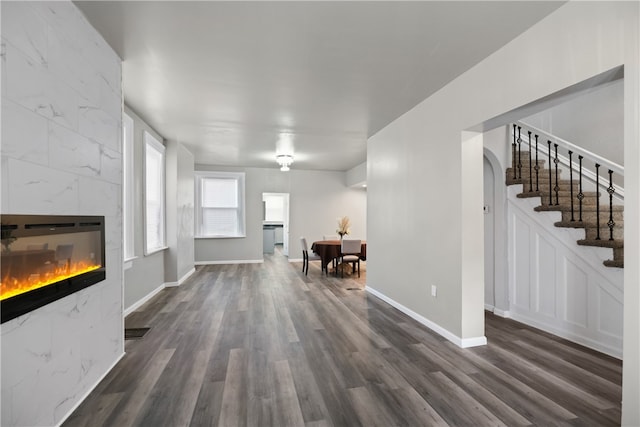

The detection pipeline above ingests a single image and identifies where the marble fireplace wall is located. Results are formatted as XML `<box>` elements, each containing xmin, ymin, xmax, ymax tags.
<box><xmin>0</xmin><ymin>2</ymin><xmax>124</xmax><ymax>426</ymax></box>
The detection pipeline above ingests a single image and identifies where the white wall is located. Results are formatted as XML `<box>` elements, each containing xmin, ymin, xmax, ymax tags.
<box><xmin>175</xmin><ymin>143</ymin><xmax>195</xmax><ymax>281</ymax></box>
<box><xmin>165</xmin><ymin>140</ymin><xmax>195</xmax><ymax>285</ymax></box>
<box><xmin>366</xmin><ymin>2</ymin><xmax>639</xmax><ymax>423</ymax></box>
<box><xmin>195</xmin><ymin>165</ymin><xmax>366</xmax><ymax>263</ymax></box>
<box><xmin>522</xmin><ymin>79</ymin><xmax>624</xmax><ymax>166</ymax></box>
<box><xmin>346</xmin><ymin>161</ymin><xmax>367</xmax><ymax>187</ymax></box>
<box><xmin>1</xmin><ymin>2</ymin><xmax>123</xmax><ymax>425</ymax></box>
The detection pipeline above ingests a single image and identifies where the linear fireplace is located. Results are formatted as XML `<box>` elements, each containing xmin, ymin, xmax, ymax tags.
<box><xmin>1</xmin><ymin>214</ymin><xmax>106</xmax><ymax>323</ymax></box>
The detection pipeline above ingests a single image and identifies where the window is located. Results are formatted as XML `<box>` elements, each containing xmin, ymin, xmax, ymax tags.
<box><xmin>122</xmin><ymin>113</ymin><xmax>135</xmax><ymax>260</ymax></box>
<box><xmin>144</xmin><ymin>131</ymin><xmax>166</xmax><ymax>254</ymax></box>
<box><xmin>196</xmin><ymin>172</ymin><xmax>245</xmax><ymax>238</ymax></box>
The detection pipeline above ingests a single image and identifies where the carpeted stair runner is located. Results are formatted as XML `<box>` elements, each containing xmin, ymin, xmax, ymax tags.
<box><xmin>506</xmin><ymin>150</ymin><xmax>623</xmax><ymax>268</ymax></box>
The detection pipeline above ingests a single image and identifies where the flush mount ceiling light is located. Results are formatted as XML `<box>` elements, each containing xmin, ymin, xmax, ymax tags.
<box><xmin>276</xmin><ymin>154</ymin><xmax>294</xmax><ymax>171</ymax></box>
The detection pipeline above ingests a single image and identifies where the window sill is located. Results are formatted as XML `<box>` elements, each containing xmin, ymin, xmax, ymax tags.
<box><xmin>144</xmin><ymin>246</ymin><xmax>169</xmax><ymax>256</ymax></box>
<box><xmin>123</xmin><ymin>256</ymin><xmax>138</xmax><ymax>270</ymax></box>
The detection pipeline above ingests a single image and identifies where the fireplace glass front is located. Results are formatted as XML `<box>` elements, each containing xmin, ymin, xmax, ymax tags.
<box><xmin>1</xmin><ymin>215</ymin><xmax>105</xmax><ymax>323</ymax></box>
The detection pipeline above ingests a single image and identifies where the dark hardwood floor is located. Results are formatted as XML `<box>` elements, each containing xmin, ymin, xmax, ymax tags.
<box><xmin>64</xmin><ymin>251</ymin><xmax>622</xmax><ymax>426</ymax></box>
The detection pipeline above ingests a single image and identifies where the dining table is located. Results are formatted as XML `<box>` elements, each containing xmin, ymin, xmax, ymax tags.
<box><xmin>310</xmin><ymin>240</ymin><xmax>367</xmax><ymax>273</ymax></box>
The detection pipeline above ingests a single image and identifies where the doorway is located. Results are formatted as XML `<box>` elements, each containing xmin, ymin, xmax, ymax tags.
<box><xmin>483</xmin><ymin>155</ymin><xmax>495</xmax><ymax>310</ymax></box>
<box><xmin>262</xmin><ymin>193</ymin><xmax>290</xmax><ymax>256</ymax></box>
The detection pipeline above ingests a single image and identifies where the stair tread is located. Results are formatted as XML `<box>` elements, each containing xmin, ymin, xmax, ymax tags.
<box><xmin>535</xmin><ymin>205</ymin><xmax>624</xmax><ymax>212</ymax></box>
<box><xmin>519</xmin><ymin>190</ymin><xmax>600</xmax><ymax>199</ymax></box>
<box><xmin>555</xmin><ymin>220</ymin><xmax>624</xmax><ymax>228</ymax></box>
<box><xmin>577</xmin><ymin>239</ymin><xmax>624</xmax><ymax>248</ymax></box>
<box><xmin>603</xmin><ymin>260</ymin><xmax>624</xmax><ymax>268</ymax></box>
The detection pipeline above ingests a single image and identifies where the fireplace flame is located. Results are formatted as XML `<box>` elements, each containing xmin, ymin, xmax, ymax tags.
<box><xmin>0</xmin><ymin>261</ymin><xmax>101</xmax><ymax>301</ymax></box>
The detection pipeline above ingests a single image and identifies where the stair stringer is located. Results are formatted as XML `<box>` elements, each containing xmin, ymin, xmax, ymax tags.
<box><xmin>506</xmin><ymin>185</ymin><xmax>623</xmax><ymax>358</ymax></box>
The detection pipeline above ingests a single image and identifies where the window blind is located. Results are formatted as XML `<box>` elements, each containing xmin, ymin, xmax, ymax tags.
<box><xmin>196</xmin><ymin>172</ymin><xmax>245</xmax><ymax>237</ymax></box>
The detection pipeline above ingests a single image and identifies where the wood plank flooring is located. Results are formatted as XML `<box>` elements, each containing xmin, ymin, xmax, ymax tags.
<box><xmin>64</xmin><ymin>251</ymin><xmax>622</xmax><ymax>426</ymax></box>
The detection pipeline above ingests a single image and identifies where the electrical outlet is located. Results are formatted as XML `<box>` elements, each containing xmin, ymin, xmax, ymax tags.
<box><xmin>431</xmin><ymin>285</ymin><xmax>437</xmax><ymax>297</ymax></box>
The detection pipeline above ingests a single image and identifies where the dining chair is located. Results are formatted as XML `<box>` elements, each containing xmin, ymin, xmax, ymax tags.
<box><xmin>55</xmin><ymin>244</ymin><xmax>74</xmax><ymax>272</ymax></box>
<box><xmin>340</xmin><ymin>239</ymin><xmax>361</xmax><ymax>278</ymax></box>
<box><xmin>300</xmin><ymin>237</ymin><xmax>322</xmax><ymax>275</ymax></box>
<box><xmin>322</xmin><ymin>235</ymin><xmax>339</xmax><ymax>270</ymax></box>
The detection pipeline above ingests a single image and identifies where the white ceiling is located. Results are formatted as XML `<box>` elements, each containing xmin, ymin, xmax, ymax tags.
<box><xmin>75</xmin><ymin>1</ymin><xmax>563</xmax><ymax>172</ymax></box>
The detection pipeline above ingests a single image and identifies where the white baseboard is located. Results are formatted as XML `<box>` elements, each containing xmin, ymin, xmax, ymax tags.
<box><xmin>484</xmin><ymin>305</ymin><xmax>511</xmax><ymax>319</ymax></box>
<box><xmin>195</xmin><ymin>259</ymin><xmax>264</xmax><ymax>265</ymax></box>
<box><xmin>493</xmin><ymin>308</ymin><xmax>511</xmax><ymax>318</ymax></box>
<box><xmin>164</xmin><ymin>267</ymin><xmax>197</xmax><ymax>288</ymax></box>
<box><xmin>460</xmin><ymin>336</ymin><xmax>488</xmax><ymax>348</ymax></box>
<box><xmin>178</xmin><ymin>267</ymin><xmax>196</xmax><ymax>284</ymax></box>
<box><xmin>366</xmin><ymin>286</ymin><xmax>487</xmax><ymax>349</ymax></box>
<box><xmin>509</xmin><ymin>311</ymin><xmax>621</xmax><ymax>359</ymax></box>
<box><xmin>288</xmin><ymin>258</ymin><xmax>303</xmax><ymax>263</ymax></box>
<box><xmin>124</xmin><ymin>283</ymin><xmax>165</xmax><ymax>316</ymax></box>
<box><xmin>56</xmin><ymin>351</ymin><xmax>125</xmax><ymax>427</ymax></box>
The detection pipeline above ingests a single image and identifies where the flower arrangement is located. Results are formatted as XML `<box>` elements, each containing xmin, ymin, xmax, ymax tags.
<box><xmin>336</xmin><ymin>216</ymin><xmax>351</xmax><ymax>239</ymax></box>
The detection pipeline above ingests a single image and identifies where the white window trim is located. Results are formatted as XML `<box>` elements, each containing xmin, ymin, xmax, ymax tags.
<box><xmin>122</xmin><ymin>112</ymin><xmax>135</xmax><ymax>262</ymax></box>
<box><xmin>195</xmin><ymin>171</ymin><xmax>246</xmax><ymax>238</ymax></box>
<box><xmin>143</xmin><ymin>131</ymin><xmax>167</xmax><ymax>255</ymax></box>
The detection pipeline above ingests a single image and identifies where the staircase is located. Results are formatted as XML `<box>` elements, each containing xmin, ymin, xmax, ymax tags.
<box><xmin>505</xmin><ymin>124</ymin><xmax>624</xmax><ymax>268</ymax></box>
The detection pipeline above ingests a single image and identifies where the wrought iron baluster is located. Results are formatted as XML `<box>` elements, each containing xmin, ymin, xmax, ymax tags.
<box><xmin>577</xmin><ymin>156</ymin><xmax>584</xmax><ymax>222</ymax></box>
<box><xmin>512</xmin><ymin>124</ymin><xmax>517</xmax><ymax>180</ymax></box>
<box><xmin>568</xmin><ymin>151</ymin><xmax>574</xmax><ymax>221</ymax></box>
<box><xmin>527</xmin><ymin>131</ymin><xmax>533</xmax><ymax>192</ymax></box>
<box><xmin>607</xmin><ymin>170</ymin><xmax>615</xmax><ymax>241</ymax></box>
<box><xmin>595</xmin><ymin>163</ymin><xmax>601</xmax><ymax>240</ymax></box>
<box><xmin>554</xmin><ymin>143</ymin><xmax>559</xmax><ymax>206</ymax></box>
<box><xmin>534</xmin><ymin>135</ymin><xmax>539</xmax><ymax>192</ymax></box>
<box><xmin>517</xmin><ymin>126</ymin><xmax>522</xmax><ymax>180</ymax></box>
<box><xmin>547</xmin><ymin>140</ymin><xmax>553</xmax><ymax>205</ymax></box>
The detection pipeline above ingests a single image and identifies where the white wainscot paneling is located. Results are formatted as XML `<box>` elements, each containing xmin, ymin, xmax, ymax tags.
<box><xmin>1</xmin><ymin>100</ymin><xmax>49</xmax><ymax>165</ymax></box>
<box><xmin>599</xmin><ymin>287</ymin><xmax>623</xmax><ymax>339</ymax></box>
<box><xmin>565</xmin><ymin>259</ymin><xmax>588</xmax><ymax>328</ymax></box>
<box><xmin>6</xmin><ymin>158</ymin><xmax>79</xmax><ymax>214</ymax></box>
<box><xmin>507</xmin><ymin>189</ymin><xmax>623</xmax><ymax>358</ymax></box>
<box><xmin>536</xmin><ymin>233</ymin><xmax>557</xmax><ymax>318</ymax></box>
<box><xmin>513</xmin><ymin>213</ymin><xmax>531</xmax><ymax>310</ymax></box>
<box><xmin>49</xmin><ymin>121</ymin><xmax>102</xmax><ymax>177</ymax></box>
